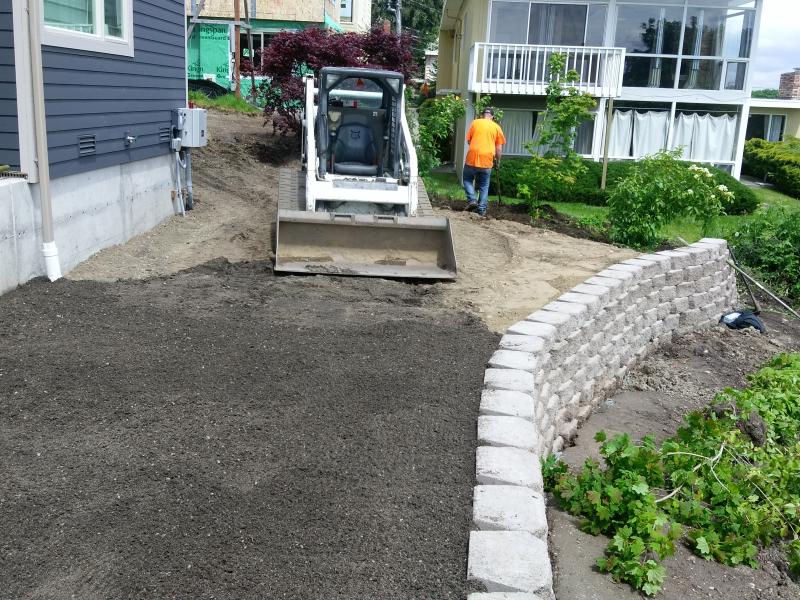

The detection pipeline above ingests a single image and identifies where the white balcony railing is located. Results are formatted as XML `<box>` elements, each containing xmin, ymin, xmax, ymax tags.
<box><xmin>468</xmin><ymin>43</ymin><xmax>626</xmax><ymax>98</ymax></box>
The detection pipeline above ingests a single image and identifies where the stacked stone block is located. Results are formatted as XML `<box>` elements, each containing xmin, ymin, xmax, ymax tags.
<box><xmin>466</xmin><ymin>239</ymin><xmax>737</xmax><ymax>599</ymax></box>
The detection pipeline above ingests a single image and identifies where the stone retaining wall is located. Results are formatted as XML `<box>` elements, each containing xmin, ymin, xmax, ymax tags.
<box><xmin>465</xmin><ymin>238</ymin><xmax>738</xmax><ymax>599</ymax></box>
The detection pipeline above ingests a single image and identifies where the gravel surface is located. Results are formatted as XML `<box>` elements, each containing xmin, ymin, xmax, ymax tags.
<box><xmin>0</xmin><ymin>260</ymin><xmax>499</xmax><ymax>599</ymax></box>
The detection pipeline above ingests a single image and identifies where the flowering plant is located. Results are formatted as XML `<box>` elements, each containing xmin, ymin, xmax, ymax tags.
<box><xmin>608</xmin><ymin>150</ymin><xmax>734</xmax><ymax>249</ymax></box>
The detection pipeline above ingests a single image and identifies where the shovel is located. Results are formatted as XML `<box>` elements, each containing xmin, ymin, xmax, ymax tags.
<box><xmin>494</xmin><ymin>158</ymin><xmax>503</xmax><ymax>206</ymax></box>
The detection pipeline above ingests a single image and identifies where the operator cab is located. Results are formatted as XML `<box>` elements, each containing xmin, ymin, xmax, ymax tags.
<box><xmin>315</xmin><ymin>67</ymin><xmax>405</xmax><ymax>183</ymax></box>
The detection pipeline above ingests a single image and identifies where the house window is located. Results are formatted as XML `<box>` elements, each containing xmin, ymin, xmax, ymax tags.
<box><xmin>683</xmin><ymin>6</ymin><xmax>755</xmax><ymax>59</ymax></box>
<box><xmin>746</xmin><ymin>114</ymin><xmax>786</xmax><ymax>142</ymax></box>
<box><xmin>341</xmin><ymin>0</ymin><xmax>353</xmax><ymax>23</ymax></box>
<box><xmin>489</xmin><ymin>2</ymin><xmax>609</xmax><ymax>47</ymax></box>
<box><xmin>615</xmin><ymin>5</ymin><xmax>683</xmax><ymax>55</ymax></box>
<box><xmin>43</xmin><ymin>0</ymin><xmax>133</xmax><ymax>56</ymax></box>
<box><xmin>615</xmin><ymin>1</ymin><xmax>756</xmax><ymax>91</ymax></box>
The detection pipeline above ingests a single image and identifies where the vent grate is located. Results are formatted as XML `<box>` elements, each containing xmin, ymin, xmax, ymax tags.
<box><xmin>78</xmin><ymin>134</ymin><xmax>96</xmax><ymax>156</ymax></box>
<box><xmin>159</xmin><ymin>126</ymin><xmax>172</xmax><ymax>143</ymax></box>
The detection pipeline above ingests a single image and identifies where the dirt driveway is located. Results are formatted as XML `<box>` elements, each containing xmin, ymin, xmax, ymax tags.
<box><xmin>68</xmin><ymin>111</ymin><xmax>634</xmax><ymax>333</ymax></box>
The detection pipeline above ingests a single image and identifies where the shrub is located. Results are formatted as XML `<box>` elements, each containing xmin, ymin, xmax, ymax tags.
<box><xmin>706</xmin><ymin>167</ymin><xmax>758</xmax><ymax>215</ymax></box>
<box><xmin>487</xmin><ymin>157</ymin><xmax>756</xmax><ymax>214</ymax></box>
<box><xmin>743</xmin><ymin>138</ymin><xmax>800</xmax><ymax>199</ymax></box>
<box><xmin>731</xmin><ymin>207</ymin><xmax>800</xmax><ymax>301</ymax></box>
<box><xmin>516</xmin><ymin>155</ymin><xmax>588</xmax><ymax>206</ymax></box>
<box><xmin>607</xmin><ymin>151</ymin><xmax>732</xmax><ymax>249</ymax></box>
<box><xmin>416</xmin><ymin>94</ymin><xmax>466</xmax><ymax>174</ymax></box>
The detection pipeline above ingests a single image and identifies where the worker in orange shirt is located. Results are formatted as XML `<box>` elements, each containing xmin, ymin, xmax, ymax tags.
<box><xmin>463</xmin><ymin>107</ymin><xmax>506</xmax><ymax>217</ymax></box>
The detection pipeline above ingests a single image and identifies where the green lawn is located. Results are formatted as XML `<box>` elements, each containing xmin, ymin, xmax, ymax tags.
<box><xmin>189</xmin><ymin>91</ymin><xmax>261</xmax><ymax>115</ymax></box>
<box><xmin>423</xmin><ymin>172</ymin><xmax>800</xmax><ymax>244</ymax></box>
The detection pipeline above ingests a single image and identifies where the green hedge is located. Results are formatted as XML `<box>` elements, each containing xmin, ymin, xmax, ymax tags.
<box><xmin>743</xmin><ymin>138</ymin><xmax>800</xmax><ymax>199</ymax></box>
<box><xmin>490</xmin><ymin>157</ymin><xmax>758</xmax><ymax>214</ymax></box>
<box><xmin>731</xmin><ymin>207</ymin><xmax>800</xmax><ymax>301</ymax></box>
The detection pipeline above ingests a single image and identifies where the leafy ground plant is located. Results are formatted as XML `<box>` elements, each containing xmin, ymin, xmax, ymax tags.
<box><xmin>731</xmin><ymin>207</ymin><xmax>800</xmax><ymax>302</ymax></box>
<box><xmin>544</xmin><ymin>353</ymin><xmax>800</xmax><ymax>596</ymax></box>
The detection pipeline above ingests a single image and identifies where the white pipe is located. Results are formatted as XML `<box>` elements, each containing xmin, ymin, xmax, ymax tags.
<box><xmin>27</xmin><ymin>0</ymin><xmax>61</xmax><ymax>280</ymax></box>
<box><xmin>174</xmin><ymin>151</ymin><xmax>185</xmax><ymax>216</ymax></box>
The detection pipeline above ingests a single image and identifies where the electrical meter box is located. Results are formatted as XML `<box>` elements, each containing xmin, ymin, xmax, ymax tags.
<box><xmin>172</xmin><ymin>108</ymin><xmax>208</xmax><ymax>148</ymax></box>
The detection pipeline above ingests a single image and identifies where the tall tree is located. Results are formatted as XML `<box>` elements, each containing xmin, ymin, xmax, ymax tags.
<box><xmin>372</xmin><ymin>0</ymin><xmax>443</xmax><ymax>67</ymax></box>
<box><xmin>259</xmin><ymin>27</ymin><xmax>415</xmax><ymax>135</ymax></box>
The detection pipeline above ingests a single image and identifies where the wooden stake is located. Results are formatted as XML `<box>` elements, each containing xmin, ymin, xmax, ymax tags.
<box><xmin>234</xmin><ymin>0</ymin><xmax>241</xmax><ymax>98</ymax></box>
<box><xmin>601</xmin><ymin>97</ymin><xmax>613</xmax><ymax>190</ymax></box>
<box><xmin>243</xmin><ymin>0</ymin><xmax>256</xmax><ymax>102</ymax></box>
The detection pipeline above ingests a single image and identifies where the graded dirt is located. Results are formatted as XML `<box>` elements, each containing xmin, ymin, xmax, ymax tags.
<box><xmin>68</xmin><ymin>111</ymin><xmax>635</xmax><ymax>333</ymax></box>
<box><xmin>0</xmin><ymin>262</ymin><xmax>499</xmax><ymax>599</ymax></box>
<box><xmin>550</xmin><ymin>312</ymin><xmax>800</xmax><ymax>600</ymax></box>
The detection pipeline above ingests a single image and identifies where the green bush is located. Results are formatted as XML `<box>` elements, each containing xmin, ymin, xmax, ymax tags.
<box><xmin>607</xmin><ymin>151</ymin><xmax>732</xmax><ymax>249</ymax></box>
<box><xmin>743</xmin><ymin>138</ymin><xmax>800</xmax><ymax>199</ymax></box>
<box><xmin>416</xmin><ymin>94</ymin><xmax>466</xmax><ymax>174</ymax></box>
<box><xmin>731</xmin><ymin>207</ymin><xmax>800</xmax><ymax>301</ymax></box>
<box><xmin>706</xmin><ymin>167</ymin><xmax>759</xmax><ymax>215</ymax></box>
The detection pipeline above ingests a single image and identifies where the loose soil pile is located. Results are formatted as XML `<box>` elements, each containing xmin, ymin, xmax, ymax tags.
<box><xmin>550</xmin><ymin>312</ymin><xmax>800</xmax><ymax>600</ymax></box>
<box><xmin>431</xmin><ymin>196</ymin><xmax>610</xmax><ymax>244</ymax></box>
<box><xmin>0</xmin><ymin>261</ymin><xmax>499</xmax><ymax>599</ymax></box>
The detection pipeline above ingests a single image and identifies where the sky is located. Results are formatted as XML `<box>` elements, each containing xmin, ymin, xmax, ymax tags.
<box><xmin>751</xmin><ymin>0</ymin><xmax>800</xmax><ymax>89</ymax></box>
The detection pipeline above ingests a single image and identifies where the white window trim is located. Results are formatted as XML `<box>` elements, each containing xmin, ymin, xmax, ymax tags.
<box><xmin>41</xmin><ymin>0</ymin><xmax>134</xmax><ymax>57</ymax></box>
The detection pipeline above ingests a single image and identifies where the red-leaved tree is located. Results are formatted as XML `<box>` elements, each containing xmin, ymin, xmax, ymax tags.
<box><xmin>259</xmin><ymin>27</ymin><xmax>417</xmax><ymax>135</ymax></box>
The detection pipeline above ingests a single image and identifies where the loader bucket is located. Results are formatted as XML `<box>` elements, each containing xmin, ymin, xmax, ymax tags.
<box><xmin>275</xmin><ymin>210</ymin><xmax>458</xmax><ymax>280</ymax></box>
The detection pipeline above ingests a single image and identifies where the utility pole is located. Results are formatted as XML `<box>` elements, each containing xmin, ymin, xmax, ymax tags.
<box><xmin>396</xmin><ymin>0</ymin><xmax>402</xmax><ymax>34</ymax></box>
<box><xmin>234</xmin><ymin>0</ymin><xmax>241</xmax><ymax>98</ymax></box>
<box><xmin>388</xmin><ymin>0</ymin><xmax>402</xmax><ymax>35</ymax></box>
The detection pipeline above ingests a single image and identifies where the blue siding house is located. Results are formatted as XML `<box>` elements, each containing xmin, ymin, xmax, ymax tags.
<box><xmin>1</xmin><ymin>0</ymin><xmax>187</xmax><ymax>293</ymax></box>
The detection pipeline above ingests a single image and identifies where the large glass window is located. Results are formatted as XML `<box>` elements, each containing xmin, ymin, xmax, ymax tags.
<box><xmin>586</xmin><ymin>4</ymin><xmax>609</xmax><ymax>46</ymax></box>
<box><xmin>490</xmin><ymin>1</ymin><xmax>530</xmax><ymax>44</ymax></box>
<box><xmin>683</xmin><ymin>7</ymin><xmax>755</xmax><ymax>58</ymax></box>
<box><xmin>746</xmin><ymin>114</ymin><xmax>786</xmax><ymax>142</ymax></box>
<box><xmin>683</xmin><ymin>7</ymin><xmax>754</xmax><ymax>58</ymax></box>
<box><xmin>43</xmin><ymin>0</ymin><xmax>133</xmax><ymax>56</ymax></box>
<box><xmin>615</xmin><ymin>5</ymin><xmax>683</xmax><ymax>55</ymax></box>
<box><xmin>489</xmin><ymin>2</ymin><xmax>609</xmax><ymax>47</ymax></box>
<box><xmin>615</xmin><ymin>1</ymin><xmax>755</xmax><ymax>90</ymax></box>
<box><xmin>528</xmin><ymin>4</ymin><xmax>587</xmax><ymax>46</ymax></box>
<box><xmin>623</xmin><ymin>57</ymin><xmax>678</xmax><ymax>88</ymax></box>
<box><xmin>679</xmin><ymin>59</ymin><xmax>724</xmax><ymax>90</ymax></box>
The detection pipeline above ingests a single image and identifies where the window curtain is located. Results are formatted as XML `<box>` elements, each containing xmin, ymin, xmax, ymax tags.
<box><xmin>670</xmin><ymin>113</ymin><xmax>697</xmax><ymax>159</ymax></box>
<box><xmin>690</xmin><ymin>114</ymin><xmax>737</xmax><ymax>162</ymax></box>
<box><xmin>501</xmin><ymin>110</ymin><xmax>535</xmax><ymax>155</ymax></box>
<box><xmin>632</xmin><ymin>111</ymin><xmax>669</xmax><ymax>158</ymax></box>
<box><xmin>609</xmin><ymin>110</ymin><xmax>634</xmax><ymax>158</ymax></box>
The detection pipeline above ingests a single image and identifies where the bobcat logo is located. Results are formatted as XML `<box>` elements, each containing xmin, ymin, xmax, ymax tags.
<box><xmin>349</xmin><ymin>130</ymin><xmax>361</xmax><ymax>140</ymax></box>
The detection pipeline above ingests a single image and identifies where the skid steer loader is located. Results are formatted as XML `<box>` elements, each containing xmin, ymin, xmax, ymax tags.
<box><xmin>275</xmin><ymin>67</ymin><xmax>457</xmax><ymax>279</ymax></box>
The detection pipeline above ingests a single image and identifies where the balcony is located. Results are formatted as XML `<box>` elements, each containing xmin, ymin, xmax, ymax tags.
<box><xmin>468</xmin><ymin>43</ymin><xmax>626</xmax><ymax>98</ymax></box>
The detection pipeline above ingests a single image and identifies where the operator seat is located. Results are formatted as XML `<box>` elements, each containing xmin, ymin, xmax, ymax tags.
<box><xmin>332</xmin><ymin>123</ymin><xmax>379</xmax><ymax>176</ymax></box>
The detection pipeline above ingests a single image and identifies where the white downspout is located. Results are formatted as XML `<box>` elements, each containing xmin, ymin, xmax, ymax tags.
<box><xmin>27</xmin><ymin>0</ymin><xmax>61</xmax><ymax>281</ymax></box>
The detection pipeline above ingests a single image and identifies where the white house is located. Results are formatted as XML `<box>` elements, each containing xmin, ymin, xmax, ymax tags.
<box><xmin>438</xmin><ymin>0</ymin><xmax>764</xmax><ymax>177</ymax></box>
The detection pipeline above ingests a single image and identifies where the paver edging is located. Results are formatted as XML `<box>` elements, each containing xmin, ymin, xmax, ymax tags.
<box><xmin>466</xmin><ymin>239</ymin><xmax>738</xmax><ymax>598</ymax></box>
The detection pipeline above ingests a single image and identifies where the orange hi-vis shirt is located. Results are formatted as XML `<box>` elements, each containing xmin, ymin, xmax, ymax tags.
<box><xmin>465</xmin><ymin>119</ymin><xmax>506</xmax><ymax>168</ymax></box>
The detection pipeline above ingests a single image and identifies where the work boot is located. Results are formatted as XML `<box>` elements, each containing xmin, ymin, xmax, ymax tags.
<box><xmin>465</xmin><ymin>201</ymin><xmax>478</xmax><ymax>212</ymax></box>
